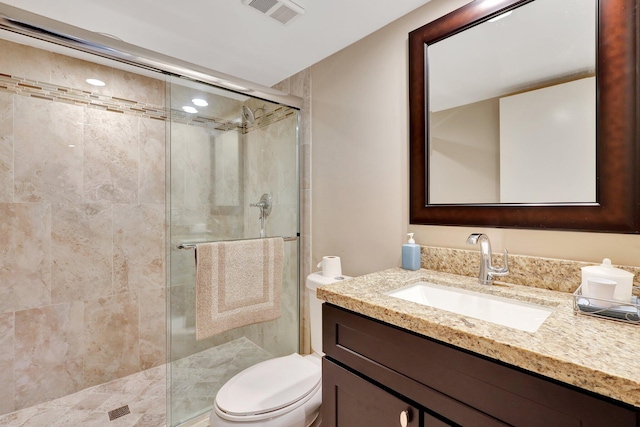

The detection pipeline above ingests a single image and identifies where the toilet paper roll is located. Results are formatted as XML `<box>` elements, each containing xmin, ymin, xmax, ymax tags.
<box><xmin>317</xmin><ymin>256</ymin><xmax>342</xmax><ymax>277</ymax></box>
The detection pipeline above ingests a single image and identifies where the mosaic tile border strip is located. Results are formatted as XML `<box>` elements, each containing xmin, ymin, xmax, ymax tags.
<box><xmin>0</xmin><ymin>73</ymin><xmax>295</xmax><ymax>133</ymax></box>
<box><xmin>0</xmin><ymin>72</ymin><xmax>168</xmax><ymax>119</ymax></box>
<box><xmin>243</xmin><ymin>107</ymin><xmax>297</xmax><ymax>134</ymax></box>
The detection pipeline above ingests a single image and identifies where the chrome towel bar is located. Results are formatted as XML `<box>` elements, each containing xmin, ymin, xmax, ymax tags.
<box><xmin>177</xmin><ymin>236</ymin><xmax>298</xmax><ymax>250</ymax></box>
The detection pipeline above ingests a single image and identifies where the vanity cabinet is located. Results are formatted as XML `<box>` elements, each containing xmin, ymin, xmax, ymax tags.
<box><xmin>322</xmin><ymin>304</ymin><xmax>638</xmax><ymax>427</ymax></box>
<box><xmin>323</xmin><ymin>359</ymin><xmax>421</xmax><ymax>427</ymax></box>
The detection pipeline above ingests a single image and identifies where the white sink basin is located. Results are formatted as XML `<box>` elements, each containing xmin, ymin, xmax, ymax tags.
<box><xmin>387</xmin><ymin>281</ymin><xmax>553</xmax><ymax>333</ymax></box>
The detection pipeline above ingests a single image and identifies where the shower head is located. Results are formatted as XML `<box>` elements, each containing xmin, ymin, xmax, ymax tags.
<box><xmin>241</xmin><ymin>105</ymin><xmax>266</xmax><ymax>124</ymax></box>
<box><xmin>241</xmin><ymin>105</ymin><xmax>255</xmax><ymax>124</ymax></box>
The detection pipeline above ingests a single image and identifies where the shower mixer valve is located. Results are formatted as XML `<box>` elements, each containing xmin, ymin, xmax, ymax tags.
<box><xmin>250</xmin><ymin>193</ymin><xmax>272</xmax><ymax>218</ymax></box>
<box><xmin>251</xmin><ymin>193</ymin><xmax>272</xmax><ymax>237</ymax></box>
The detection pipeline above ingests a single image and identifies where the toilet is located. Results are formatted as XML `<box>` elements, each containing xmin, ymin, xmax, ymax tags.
<box><xmin>209</xmin><ymin>272</ymin><xmax>348</xmax><ymax>427</ymax></box>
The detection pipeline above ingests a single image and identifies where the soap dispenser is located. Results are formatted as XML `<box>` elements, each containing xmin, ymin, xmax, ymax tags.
<box><xmin>402</xmin><ymin>233</ymin><xmax>420</xmax><ymax>271</ymax></box>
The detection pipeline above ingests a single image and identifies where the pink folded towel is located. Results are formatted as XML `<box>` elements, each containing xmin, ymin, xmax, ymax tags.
<box><xmin>195</xmin><ymin>237</ymin><xmax>284</xmax><ymax>340</ymax></box>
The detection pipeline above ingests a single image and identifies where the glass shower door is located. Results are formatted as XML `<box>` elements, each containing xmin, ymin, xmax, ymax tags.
<box><xmin>167</xmin><ymin>76</ymin><xmax>300</xmax><ymax>426</ymax></box>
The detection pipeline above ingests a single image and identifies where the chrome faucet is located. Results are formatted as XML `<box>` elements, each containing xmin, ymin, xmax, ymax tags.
<box><xmin>466</xmin><ymin>233</ymin><xmax>509</xmax><ymax>285</ymax></box>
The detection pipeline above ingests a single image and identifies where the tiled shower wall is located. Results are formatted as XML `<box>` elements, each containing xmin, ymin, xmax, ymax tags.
<box><xmin>273</xmin><ymin>70</ymin><xmax>312</xmax><ymax>354</ymax></box>
<box><xmin>0</xmin><ymin>38</ymin><xmax>167</xmax><ymax>415</ymax></box>
<box><xmin>168</xmin><ymin>94</ymin><xmax>300</xmax><ymax>361</ymax></box>
<box><xmin>166</xmin><ymin>95</ymin><xmax>302</xmax><ymax>423</ymax></box>
<box><xmin>0</xmin><ymin>35</ymin><xmax>312</xmax><ymax>419</ymax></box>
<box><xmin>243</xmin><ymin>98</ymin><xmax>299</xmax><ymax>355</ymax></box>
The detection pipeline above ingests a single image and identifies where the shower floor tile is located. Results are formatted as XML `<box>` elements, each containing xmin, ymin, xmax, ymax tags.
<box><xmin>0</xmin><ymin>337</ymin><xmax>273</xmax><ymax>427</ymax></box>
<box><xmin>169</xmin><ymin>337</ymin><xmax>273</xmax><ymax>426</ymax></box>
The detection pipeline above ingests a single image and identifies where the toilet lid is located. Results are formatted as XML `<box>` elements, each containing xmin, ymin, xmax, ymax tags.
<box><xmin>215</xmin><ymin>353</ymin><xmax>321</xmax><ymax>416</ymax></box>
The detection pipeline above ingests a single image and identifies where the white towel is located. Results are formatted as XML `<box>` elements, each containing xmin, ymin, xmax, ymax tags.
<box><xmin>195</xmin><ymin>237</ymin><xmax>283</xmax><ymax>340</ymax></box>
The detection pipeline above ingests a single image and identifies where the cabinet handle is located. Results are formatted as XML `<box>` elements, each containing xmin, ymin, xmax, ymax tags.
<box><xmin>399</xmin><ymin>409</ymin><xmax>410</xmax><ymax>427</ymax></box>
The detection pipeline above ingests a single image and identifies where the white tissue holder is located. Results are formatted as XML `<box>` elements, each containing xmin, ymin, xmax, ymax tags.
<box><xmin>573</xmin><ymin>284</ymin><xmax>640</xmax><ymax>325</ymax></box>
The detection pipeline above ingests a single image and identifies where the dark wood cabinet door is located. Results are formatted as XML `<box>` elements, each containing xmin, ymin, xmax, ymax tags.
<box><xmin>424</xmin><ymin>412</ymin><xmax>454</xmax><ymax>427</ymax></box>
<box><xmin>323</xmin><ymin>304</ymin><xmax>639</xmax><ymax>427</ymax></box>
<box><xmin>323</xmin><ymin>358</ymin><xmax>422</xmax><ymax>427</ymax></box>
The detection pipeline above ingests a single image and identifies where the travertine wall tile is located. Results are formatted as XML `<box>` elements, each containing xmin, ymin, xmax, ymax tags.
<box><xmin>139</xmin><ymin>118</ymin><xmax>166</xmax><ymax>204</ymax></box>
<box><xmin>111</xmin><ymin>68</ymin><xmax>166</xmax><ymax>107</ymax></box>
<box><xmin>0</xmin><ymin>38</ymin><xmax>53</xmax><ymax>82</ymax></box>
<box><xmin>14</xmin><ymin>96</ymin><xmax>84</xmax><ymax>203</ymax></box>
<box><xmin>0</xmin><ymin>313</ymin><xmax>14</xmax><ymax>414</ymax></box>
<box><xmin>0</xmin><ymin>92</ymin><xmax>13</xmax><ymax>202</ymax></box>
<box><xmin>0</xmin><ymin>38</ymin><xmax>169</xmax><ymax>417</ymax></box>
<box><xmin>50</xmin><ymin>51</ymin><xmax>167</xmax><ymax>106</ymax></box>
<box><xmin>0</xmin><ymin>203</ymin><xmax>51</xmax><ymax>314</ymax></box>
<box><xmin>14</xmin><ymin>302</ymin><xmax>84</xmax><ymax>410</ymax></box>
<box><xmin>243</xmin><ymin>113</ymin><xmax>298</xmax><ymax>237</ymax></box>
<box><xmin>114</xmin><ymin>204</ymin><xmax>165</xmax><ymax>293</ymax></box>
<box><xmin>181</xmin><ymin>124</ymin><xmax>214</xmax><ymax>207</ymax></box>
<box><xmin>51</xmin><ymin>204</ymin><xmax>114</xmax><ymax>303</ymax></box>
<box><xmin>139</xmin><ymin>288</ymin><xmax>166</xmax><ymax>370</ymax></box>
<box><xmin>84</xmin><ymin>108</ymin><xmax>139</xmax><ymax>203</ymax></box>
<box><xmin>2</xmin><ymin>36</ymin><xmax>305</xmax><ymax>419</ymax></box>
<box><xmin>84</xmin><ymin>293</ymin><xmax>140</xmax><ymax>388</ymax></box>
<box><xmin>50</xmin><ymin>53</ymin><xmax>114</xmax><ymax>96</ymax></box>
<box><xmin>271</xmin><ymin>79</ymin><xmax>289</xmax><ymax>93</ymax></box>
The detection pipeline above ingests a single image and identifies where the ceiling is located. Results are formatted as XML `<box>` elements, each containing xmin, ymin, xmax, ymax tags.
<box><xmin>1</xmin><ymin>0</ymin><xmax>433</xmax><ymax>87</ymax></box>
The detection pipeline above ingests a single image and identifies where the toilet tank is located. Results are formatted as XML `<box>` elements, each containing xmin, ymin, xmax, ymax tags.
<box><xmin>305</xmin><ymin>272</ymin><xmax>350</xmax><ymax>355</ymax></box>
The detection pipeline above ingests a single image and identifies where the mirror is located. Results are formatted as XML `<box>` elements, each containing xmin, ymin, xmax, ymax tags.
<box><xmin>429</xmin><ymin>0</ymin><xmax>596</xmax><ymax>204</ymax></box>
<box><xmin>409</xmin><ymin>0</ymin><xmax>639</xmax><ymax>232</ymax></box>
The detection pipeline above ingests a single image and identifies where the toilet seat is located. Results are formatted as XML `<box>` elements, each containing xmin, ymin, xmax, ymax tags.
<box><xmin>214</xmin><ymin>353</ymin><xmax>321</xmax><ymax>423</ymax></box>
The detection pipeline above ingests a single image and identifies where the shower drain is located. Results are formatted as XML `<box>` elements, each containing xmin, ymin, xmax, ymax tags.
<box><xmin>108</xmin><ymin>405</ymin><xmax>131</xmax><ymax>421</ymax></box>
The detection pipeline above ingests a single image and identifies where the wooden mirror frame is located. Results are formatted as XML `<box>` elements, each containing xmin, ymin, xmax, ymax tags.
<box><xmin>409</xmin><ymin>0</ymin><xmax>640</xmax><ymax>233</ymax></box>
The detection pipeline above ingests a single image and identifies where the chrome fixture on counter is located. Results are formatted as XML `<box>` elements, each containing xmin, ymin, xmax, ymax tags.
<box><xmin>466</xmin><ymin>233</ymin><xmax>509</xmax><ymax>285</ymax></box>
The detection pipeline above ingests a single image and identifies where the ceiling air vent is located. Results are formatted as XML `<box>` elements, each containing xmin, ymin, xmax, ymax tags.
<box><xmin>242</xmin><ymin>0</ymin><xmax>305</xmax><ymax>25</ymax></box>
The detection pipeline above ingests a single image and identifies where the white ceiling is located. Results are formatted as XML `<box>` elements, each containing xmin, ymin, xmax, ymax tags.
<box><xmin>2</xmin><ymin>0</ymin><xmax>433</xmax><ymax>87</ymax></box>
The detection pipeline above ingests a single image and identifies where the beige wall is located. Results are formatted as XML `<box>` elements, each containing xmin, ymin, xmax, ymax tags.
<box><xmin>310</xmin><ymin>0</ymin><xmax>640</xmax><ymax>277</ymax></box>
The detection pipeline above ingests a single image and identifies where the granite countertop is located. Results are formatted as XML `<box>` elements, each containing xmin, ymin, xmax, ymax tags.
<box><xmin>317</xmin><ymin>268</ymin><xmax>640</xmax><ymax>408</ymax></box>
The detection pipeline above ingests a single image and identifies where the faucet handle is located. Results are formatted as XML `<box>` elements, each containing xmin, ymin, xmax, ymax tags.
<box><xmin>489</xmin><ymin>249</ymin><xmax>509</xmax><ymax>276</ymax></box>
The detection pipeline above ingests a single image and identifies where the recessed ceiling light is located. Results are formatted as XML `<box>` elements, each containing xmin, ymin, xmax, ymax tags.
<box><xmin>182</xmin><ymin>106</ymin><xmax>198</xmax><ymax>114</ymax></box>
<box><xmin>488</xmin><ymin>10</ymin><xmax>512</xmax><ymax>22</ymax></box>
<box><xmin>85</xmin><ymin>78</ymin><xmax>106</xmax><ymax>87</ymax></box>
<box><xmin>192</xmin><ymin>98</ymin><xmax>208</xmax><ymax>107</ymax></box>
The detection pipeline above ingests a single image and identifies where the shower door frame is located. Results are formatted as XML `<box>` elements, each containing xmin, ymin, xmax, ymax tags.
<box><xmin>166</xmin><ymin>75</ymin><xmax>302</xmax><ymax>424</ymax></box>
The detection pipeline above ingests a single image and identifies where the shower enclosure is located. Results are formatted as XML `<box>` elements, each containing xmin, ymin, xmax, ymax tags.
<box><xmin>0</xmin><ymin>4</ymin><xmax>302</xmax><ymax>426</ymax></box>
<box><xmin>167</xmin><ymin>78</ymin><xmax>300</xmax><ymax>425</ymax></box>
